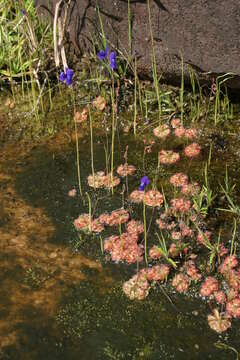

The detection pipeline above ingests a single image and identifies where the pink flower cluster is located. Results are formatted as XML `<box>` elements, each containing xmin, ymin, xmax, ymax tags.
<box><xmin>122</xmin><ymin>273</ymin><xmax>150</xmax><ymax>300</ymax></box>
<box><xmin>74</xmin><ymin>214</ymin><xmax>104</xmax><ymax>233</ymax></box>
<box><xmin>153</xmin><ymin>124</ymin><xmax>171</xmax><ymax>139</ymax></box>
<box><xmin>98</xmin><ymin>209</ymin><xmax>130</xmax><ymax>226</ymax></box>
<box><xmin>117</xmin><ymin>163</ymin><xmax>136</xmax><ymax>177</ymax></box>
<box><xmin>170</xmin><ymin>172</ymin><xmax>188</xmax><ymax>187</ymax></box>
<box><xmin>104</xmin><ymin>227</ymin><xmax>144</xmax><ymax>264</ymax></box>
<box><xmin>88</xmin><ymin>171</ymin><xmax>120</xmax><ymax>188</ymax></box>
<box><xmin>129</xmin><ymin>189</ymin><xmax>163</xmax><ymax>207</ymax></box>
<box><xmin>170</xmin><ymin>198</ymin><xmax>191</xmax><ymax>214</ymax></box>
<box><xmin>159</xmin><ymin>150</ymin><xmax>180</xmax><ymax>165</ymax></box>
<box><xmin>184</xmin><ymin>143</ymin><xmax>201</xmax><ymax>158</ymax></box>
<box><xmin>123</xmin><ymin>264</ymin><xmax>170</xmax><ymax>300</ymax></box>
<box><xmin>200</xmin><ymin>276</ymin><xmax>219</xmax><ymax>297</ymax></box>
<box><xmin>172</xmin><ymin>273</ymin><xmax>190</xmax><ymax>293</ymax></box>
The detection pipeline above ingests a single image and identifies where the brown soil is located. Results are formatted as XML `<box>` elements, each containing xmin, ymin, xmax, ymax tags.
<box><xmin>0</xmin><ymin>133</ymin><xmax>113</xmax><ymax>353</ymax></box>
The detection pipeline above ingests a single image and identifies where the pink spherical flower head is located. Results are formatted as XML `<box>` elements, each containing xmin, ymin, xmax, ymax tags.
<box><xmin>207</xmin><ymin>309</ymin><xmax>231</xmax><ymax>333</ymax></box>
<box><xmin>226</xmin><ymin>298</ymin><xmax>240</xmax><ymax>318</ymax></box>
<box><xmin>153</xmin><ymin>124</ymin><xmax>171</xmax><ymax>139</ymax></box>
<box><xmin>129</xmin><ymin>190</ymin><xmax>145</xmax><ymax>203</ymax></box>
<box><xmin>174</xmin><ymin>126</ymin><xmax>185</xmax><ymax>138</ymax></box>
<box><xmin>200</xmin><ymin>276</ymin><xmax>218</xmax><ymax>297</ymax></box>
<box><xmin>159</xmin><ymin>150</ymin><xmax>180</xmax><ymax>165</ymax></box>
<box><xmin>127</xmin><ymin>220</ymin><xmax>144</xmax><ymax>235</ymax></box>
<box><xmin>172</xmin><ymin>273</ymin><xmax>190</xmax><ymax>293</ymax></box>
<box><xmin>171</xmin><ymin>118</ymin><xmax>181</xmax><ymax>128</ymax></box>
<box><xmin>147</xmin><ymin>264</ymin><xmax>170</xmax><ymax>282</ymax></box>
<box><xmin>184</xmin><ymin>143</ymin><xmax>201</xmax><ymax>158</ymax></box>
<box><xmin>117</xmin><ymin>163</ymin><xmax>136</xmax><ymax>177</ymax></box>
<box><xmin>149</xmin><ymin>245</ymin><xmax>162</xmax><ymax>260</ymax></box>
<box><xmin>144</xmin><ymin>190</ymin><xmax>164</xmax><ymax>207</ymax></box>
<box><xmin>185</xmin><ymin>128</ymin><xmax>197</xmax><ymax>139</ymax></box>
<box><xmin>170</xmin><ymin>172</ymin><xmax>188</xmax><ymax>187</ymax></box>
<box><xmin>170</xmin><ymin>198</ymin><xmax>191</xmax><ymax>213</ymax></box>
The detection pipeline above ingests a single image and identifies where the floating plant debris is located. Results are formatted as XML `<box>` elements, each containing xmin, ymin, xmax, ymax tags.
<box><xmin>116</xmin><ymin>163</ymin><xmax>136</xmax><ymax>177</ymax></box>
<box><xmin>153</xmin><ymin>124</ymin><xmax>171</xmax><ymax>139</ymax></box>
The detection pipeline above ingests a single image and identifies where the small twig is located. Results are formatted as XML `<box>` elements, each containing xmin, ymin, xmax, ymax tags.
<box><xmin>53</xmin><ymin>0</ymin><xmax>63</xmax><ymax>67</ymax></box>
<box><xmin>58</xmin><ymin>17</ymin><xmax>68</xmax><ymax>70</ymax></box>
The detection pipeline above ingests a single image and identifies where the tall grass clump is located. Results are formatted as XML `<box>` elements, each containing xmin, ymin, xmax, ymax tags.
<box><xmin>0</xmin><ymin>0</ymin><xmax>54</xmax><ymax>114</ymax></box>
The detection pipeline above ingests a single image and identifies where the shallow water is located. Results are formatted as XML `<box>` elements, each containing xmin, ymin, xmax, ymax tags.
<box><xmin>1</xmin><ymin>113</ymin><xmax>240</xmax><ymax>359</ymax></box>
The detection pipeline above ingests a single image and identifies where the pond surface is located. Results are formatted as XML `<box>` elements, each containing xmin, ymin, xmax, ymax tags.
<box><xmin>1</xmin><ymin>112</ymin><xmax>240</xmax><ymax>359</ymax></box>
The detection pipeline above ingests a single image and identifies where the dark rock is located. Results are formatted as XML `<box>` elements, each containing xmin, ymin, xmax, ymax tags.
<box><xmin>34</xmin><ymin>0</ymin><xmax>240</xmax><ymax>88</ymax></box>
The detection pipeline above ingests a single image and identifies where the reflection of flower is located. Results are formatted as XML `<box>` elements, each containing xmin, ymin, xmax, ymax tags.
<box><xmin>207</xmin><ymin>309</ymin><xmax>231</xmax><ymax>333</ymax></box>
<box><xmin>139</xmin><ymin>176</ymin><xmax>150</xmax><ymax>191</ymax></box>
<box><xmin>59</xmin><ymin>68</ymin><xmax>74</xmax><ymax>86</ymax></box>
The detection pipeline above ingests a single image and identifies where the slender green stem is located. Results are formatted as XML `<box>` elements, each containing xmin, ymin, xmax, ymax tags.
<box><xmin>133</xmin><ymin>55</ymin><xmax>137</xmax><ymax>136</ymax></box>
<box><xmin>143</xmin><ymin>199</ymin><xmax>148</xmax><ymax>265</ymax></box>
<box><xmin>89</xmin><ymin>104</ymin><xmax>95</xmax><ymax>186</ymax></box>
<box><xmin>127</xmin><ymin>0</ymin><xmax>132</xmax><ymax>54</ymax></box>
<box><xmin>86</xmin><ymin>192</ymin><xmax>92</xmax><ymax>232</ymax></box>
<box><xmin>180</xmin><ymin>54</ymin><xmax>184</xmax><ymax>124</ymax></box>
<box><xmin>72</xmin><ymin>90</ymin><xmax>82</xmax><ymax>196</ymax></box>
<box><xmin>110</xmin><ymin>75</ymin><xmax>115</xmax><ymax>194</ymax></box>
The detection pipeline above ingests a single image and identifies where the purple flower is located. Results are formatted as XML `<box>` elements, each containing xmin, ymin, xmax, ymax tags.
<box><xmin>21</xmin><ymin>9</ymin><xmax>26</xmax><ymax>15</ymax></box>
<box><xmin>97</xmin><ymin>46</ymin><xmax>117</xmax><ymax>70</ymax></box>
<box><xmin>97</xmin><ymin>47</ymin><xmax>109</xmax><ymax>61</ymax></box>
<box><xmin>109</xmin><ymin>51</ymin><xmax>117</xmax><ymax>70</ymax></box>
<box><xmin>139</xmin><ymin>176</ymin><xmax>150</xmax><ymax>191</ymax></box>
<box><xmin>59</xmin><ymin>68</ymin><xmax>74</xmax><ymax>86</ymax></box>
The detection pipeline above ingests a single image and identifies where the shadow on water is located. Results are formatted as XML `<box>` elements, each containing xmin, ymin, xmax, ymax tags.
<box><xmin>2</xmin><ymin>129</ymin><xmax>239</xmax><ymax>359</ymax></box>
